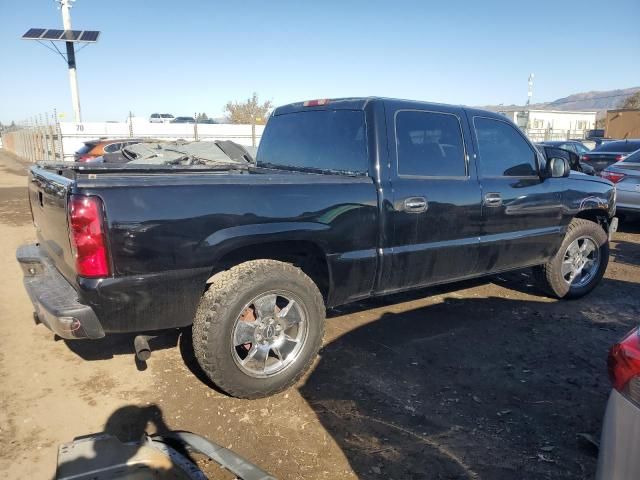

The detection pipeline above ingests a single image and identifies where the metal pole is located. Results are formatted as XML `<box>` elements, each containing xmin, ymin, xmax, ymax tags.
<box><xmin>251</xmin><ymin>121</ymin><xmax>256</xmax><ymax>148</ymax></box>
<box><xmin>61</xmin><ymin>0</ymin><xmax>82</xmax><ymax>123</ymax></box>
<box><xmin>45</xmin><ymin>111</ymin><xmax>52</xmax><ymax>162</ymax></box>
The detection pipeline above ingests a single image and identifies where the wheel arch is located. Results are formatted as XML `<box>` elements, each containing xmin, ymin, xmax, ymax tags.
<box><xmin>206</xmin><ymin>239</ymin><xmax>332</xmax><ymax>304</ymax></box>
<box><xmin>574</xmin><ymin>208</ymin><xmax>610</xmax><ymax>234</ymax></box>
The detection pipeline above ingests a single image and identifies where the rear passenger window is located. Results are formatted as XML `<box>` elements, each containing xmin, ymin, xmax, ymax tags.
<box><xmin>474</xmin><ymin>117</ymin><xmax>538</xmax><ymax>177</ymax></box>
<box><xmin>396</xmin><ymin>111</ymin><xmax>466</xmax><ymax>177</ymax></box>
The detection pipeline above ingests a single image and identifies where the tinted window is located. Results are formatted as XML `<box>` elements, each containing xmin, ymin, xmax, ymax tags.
<box><xmin>257</xmin><ymin>110</ymin><xmax>367</xmax><ymax>174</ymax></box>
<box><xmin>474</xmin><ymin>117</ymin><xmax>537</xmax><ymax>176</ymax></box>
<box><xmin>151</xmin><ymin>113</ymin><xmax>159</xmax><ymax>118</ymax></box>
<box><xmin>161</xmin><ymin>114</ymin><xmax>173</xmax><ymax>118</ymax></box>
<box><xmin>395</xmin><ymin>111</ymin><xmax>466</xmax><ymax>177</ymax></box>
<box><xmin>103</xmin><ymin>143</ymin><xmax>121</xmax><ymax>153</ymax></box>
<box><xmin>595</xmin><ymin>141</ymin><xmax>640</xmax><ymax>153</ymax></box>
<box><xmin>573</xmin><ymin>143</ymin><xmax>590</xmax><ymax>154</ymax></box>
<box><xmin>556</xmin><ymin>143</ymin><xmax>576</xmax><ymax>153</ymax></box>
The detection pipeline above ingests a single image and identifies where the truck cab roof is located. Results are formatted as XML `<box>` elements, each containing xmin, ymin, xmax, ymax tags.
<box><xmin>273</xmin><ymin>97</ymin><xmax>506</xmax><ymax>121</ymax></box>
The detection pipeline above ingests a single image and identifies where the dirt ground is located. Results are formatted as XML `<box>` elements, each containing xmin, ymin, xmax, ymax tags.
<box><xmin>0</xmin><ymin>148</ymin><xmax>639</xmax><ymax>480</ymax></box>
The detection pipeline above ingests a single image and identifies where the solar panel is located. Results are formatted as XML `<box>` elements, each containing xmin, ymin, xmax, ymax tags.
<box><xmin>41</xmin><ymin>29</ymin><xmax>65</xmax><ymax>40</ymax></box>
<box><xmin>22</xmin><ymin>28</ymin><xmax>46</xmax><ymax>39</ymax></box>
<box><xmin>22</xmin><ymin>27</ymin><xmax>101</xmax><ymax>43</ymax></box>
<box><xmin>61</xmin><ymin>30</ymin><xmax>82</xmax><ymax>41</ymax></box>
<box><xmin>79</xmin><ymin>30</ymin><xmax>100</xmax><ymax>42</ymax></box>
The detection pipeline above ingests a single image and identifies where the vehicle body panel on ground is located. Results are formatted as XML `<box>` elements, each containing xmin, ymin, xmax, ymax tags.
<box><xmin>17</xmin><ymin>97</ymin><xmax>617</xmax><ymax>397</ymax></box>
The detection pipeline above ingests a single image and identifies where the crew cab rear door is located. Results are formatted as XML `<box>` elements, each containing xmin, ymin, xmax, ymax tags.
<box><xmin>380</xmin><ymin>102</ymin><xmax>483</xmax><ymax>292</ymax></box>
<box><xmin>468</xmin><ymin>114</ymin><xmax>564</xmax><ymax>272</ymax></box>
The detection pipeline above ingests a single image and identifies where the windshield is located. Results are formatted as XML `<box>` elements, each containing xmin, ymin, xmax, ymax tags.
<box><xmin>257</xmin><ymin>110</ymin><xmax>368</xmax><ymax>175</ymax></box>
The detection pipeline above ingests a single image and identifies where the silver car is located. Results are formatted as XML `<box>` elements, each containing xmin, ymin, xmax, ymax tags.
<box><xmin>602</xmin><ymin>149</ymin><xmax>640</xmax><ymax>217</ymax></box>
<box><xmin>596</xmin><ymin>326</ymin><xmax>640</xmax><ymax>480</ymax></box>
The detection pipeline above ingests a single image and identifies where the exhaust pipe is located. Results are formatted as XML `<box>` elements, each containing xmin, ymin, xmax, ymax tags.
<box><xmin>134</xmin><ymin>335</ymin><xmax>152</xmax><ymax>362</ymax></box>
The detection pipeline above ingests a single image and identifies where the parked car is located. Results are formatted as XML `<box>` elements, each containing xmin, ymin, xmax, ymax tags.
<box><xmin>74</xmin><ymin>138</ymin><xmax>147</xmax><ymax>162</ymax></box>
<box><xmin>197</xmin><ymin>118</ymin><xmax>218</xmax><ymax>124</ymax></box>
<box><xmin>538</xmin><ymin>140</ymin><xmax>591</xmax><ymax>156</ymax></box>
<box><xmin>586</xmin><ymin>129</ymin><xmax>606</xmax><ymax>139</ymax></box>
<box><xmin>596</xmin><ymin>325</ymin><xmax>640</xmax><ymax>480</ymax></box>
<box><xmin>149</xmin><ymin>113</ymin><xmax>174</xmax><ymax>124</ymax></box>
<box><xmin>18</xmin><ymin>97</ymin><xmax>617</xmax><ymax>399</ymax></box>
<box><xmin>535</xmin><ymin>144</ymin><xmax>596</xmax><ymax>176</ymax></box>
<box><xmin>581</xmin><ymin>139</ymin><xmax>640</xmax><ymax>173</ymax></box>
<box><xmin>171</xmin><ymin>116</ymin><xmax>196</xmax><ymax>124</ymax></box>
<box><xmin>601</xmin><ymin>149</ymin><xmax>640</xmax><ymax>218</ymax></box>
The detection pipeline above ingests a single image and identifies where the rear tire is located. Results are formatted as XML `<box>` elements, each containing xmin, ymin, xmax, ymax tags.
<box><xmin>192</xmin><ymin>260</ymin><xmax>325</xmax><ymax>399</ymax></box>
<box><xmin>533</xmin><ymin>218</ymin><xmax>609</xmax><ymax>299</ymax></box>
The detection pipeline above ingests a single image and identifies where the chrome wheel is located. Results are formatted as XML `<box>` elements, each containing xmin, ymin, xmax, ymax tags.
<box><xmin>561</xmin><ymin>236</ymin><xmax>600</xmax><ymax>288</ymax></box>
<box><xmin>231</xmin><ymin>292</ymin><xmax>308</xmax><ymax>378</ymax></box>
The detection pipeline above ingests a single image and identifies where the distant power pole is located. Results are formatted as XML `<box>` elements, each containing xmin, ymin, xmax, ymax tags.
<box><xmin>526</xmin><ymin>73</ymin><xmax>534</xmax><ymax>107</ymax></box>
<box><xmin>59</xmin><ymin>0</ymin><xmax>81</xmax><ymax>123</ymax></box>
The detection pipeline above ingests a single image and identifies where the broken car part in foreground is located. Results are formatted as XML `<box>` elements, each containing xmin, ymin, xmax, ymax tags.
<box><xmin>56</xmin><ymin>431</ymin><xmax>276</xmax><ymax>480</ymax></box>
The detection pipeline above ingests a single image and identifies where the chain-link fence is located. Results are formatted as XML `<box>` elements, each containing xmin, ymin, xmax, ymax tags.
<box><xmin>1</xmin><ymin>112</ymin><xmax>64</xmax><ymax>162</ymax></box>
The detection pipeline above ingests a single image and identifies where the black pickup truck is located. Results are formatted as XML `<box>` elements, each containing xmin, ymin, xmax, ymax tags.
<box><xmin>18</xmin><ymin>98</ymin><xmax>617</xmax><ymax>398</ymax></box>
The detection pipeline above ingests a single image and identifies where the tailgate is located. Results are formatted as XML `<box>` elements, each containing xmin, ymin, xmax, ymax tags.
<box><xmin>28</xmin><ymin>166</ymin><xmax>77</xmax><ymax>283</ymax></box>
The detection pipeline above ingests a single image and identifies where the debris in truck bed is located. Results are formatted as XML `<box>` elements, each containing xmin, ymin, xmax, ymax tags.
<box><xmin>124</xmin><ymin>140</ymin><xmax>257</xmax><ymax>166</ymax></box>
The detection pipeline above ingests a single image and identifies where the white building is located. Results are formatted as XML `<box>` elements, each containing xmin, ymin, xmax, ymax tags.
<box><xmin>498</xmin><ymin>109</ymin><xmax>597</xmax><ymax>141</ymax></box>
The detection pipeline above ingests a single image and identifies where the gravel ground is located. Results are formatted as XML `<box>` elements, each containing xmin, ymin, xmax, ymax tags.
<box><xmin>0</xmin><ymin>149</ymin><xmax>638</xmax><ymax>479</ymax></box>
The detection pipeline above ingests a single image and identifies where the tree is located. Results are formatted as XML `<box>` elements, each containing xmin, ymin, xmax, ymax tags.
<box><xmin>619</xmin><ymin>92</ymin><xmax>640</xmax><ymax>110</ymax></box>
<box><xmin>196</xmin><ymin>112</ymin><xmax>209</xmax><ymax>122</ymax></box>
<box><xmin>224</xmin><ymin>93</ymin><xmax>272</xmax><ymax>125</ymax></box>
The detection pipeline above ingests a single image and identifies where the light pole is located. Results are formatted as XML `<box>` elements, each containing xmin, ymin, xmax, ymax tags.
<box><xmin>59</xmin><ymin>0</ymin><xmax>81</xmax><ymax>123</ymax></box>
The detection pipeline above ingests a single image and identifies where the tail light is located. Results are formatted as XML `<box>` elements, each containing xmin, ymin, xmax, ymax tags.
<box><xmin>601</xmin><ymin>170</ymin><xmax>625</xmax><ymax>183</ymax></box>
<box><xmin>609</xmin><ymin>327</ymin><xmax>640</xmax><ymax>405</ymax></box>
<box><xmin>303</xmin><ymin>99</ymin><xmax>330</xmax><ymax>107</ymax></box>
<box><xmin>78</xmin><ymin>155</ymin><xmax>92</xmax><ymax>162</ymax></box>
<box><xmin>615</xmin><ymin>154</ymin><xmax>625</xmax><ymax>161</ymax></box>
<box><xmin>68</xmin><ymin>195</ymin><xmax>110</xmax><ymax>277</ymax></box>
<box><xmin>581</xmin><ymin>155</ymin><xmax>590</xmax><ymax>162</ymax></box>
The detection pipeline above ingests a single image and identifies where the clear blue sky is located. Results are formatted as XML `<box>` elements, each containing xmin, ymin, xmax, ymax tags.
<box><xmin>1</xmin><ymin>0</ymin><xmax>639</xmax><ymax>123</ymax></box>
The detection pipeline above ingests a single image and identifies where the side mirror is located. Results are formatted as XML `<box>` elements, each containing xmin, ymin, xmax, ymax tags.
<box><xmin>545</xmin><ymin>157</ymin><xmax>570</xmax><ymax>178</ymax></box>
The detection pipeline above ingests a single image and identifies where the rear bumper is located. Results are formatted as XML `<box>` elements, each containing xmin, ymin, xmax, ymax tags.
<box><xmin>596</xmin><ymin>389</ymin><xmax>640</xmax><ymax>480</ymax></box>
<box><xmin>16</xmin><ymin>244</ymin><xmax>105</xmax><ymax>340</ymax></box>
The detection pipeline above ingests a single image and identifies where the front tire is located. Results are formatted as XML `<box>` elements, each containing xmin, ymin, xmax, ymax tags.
<box><xmin>192</xmin><ymin>260</ymin><xmax>325</xmax><ymax>399</ymax></box>
<box><xmin>533</xmin><ymin>218</ymin><xmax>609</xmax><ymax>299</ymax></box>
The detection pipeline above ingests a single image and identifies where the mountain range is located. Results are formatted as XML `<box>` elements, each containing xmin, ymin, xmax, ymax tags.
<box><xmin>481</xmin><ymin>87</ymin><xmax>640</xmax><ymax>113</ymax></box>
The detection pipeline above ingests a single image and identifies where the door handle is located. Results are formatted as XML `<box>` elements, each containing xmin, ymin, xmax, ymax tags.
<box><xmin>403</xmin><ymin>197</ymin><xmax>428</xmax><ymax>213</ymax></box>
<box><xmin>484</xmin><ymin>192</ymin><xmax>503</xmax><ymax>207</ymax></box>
